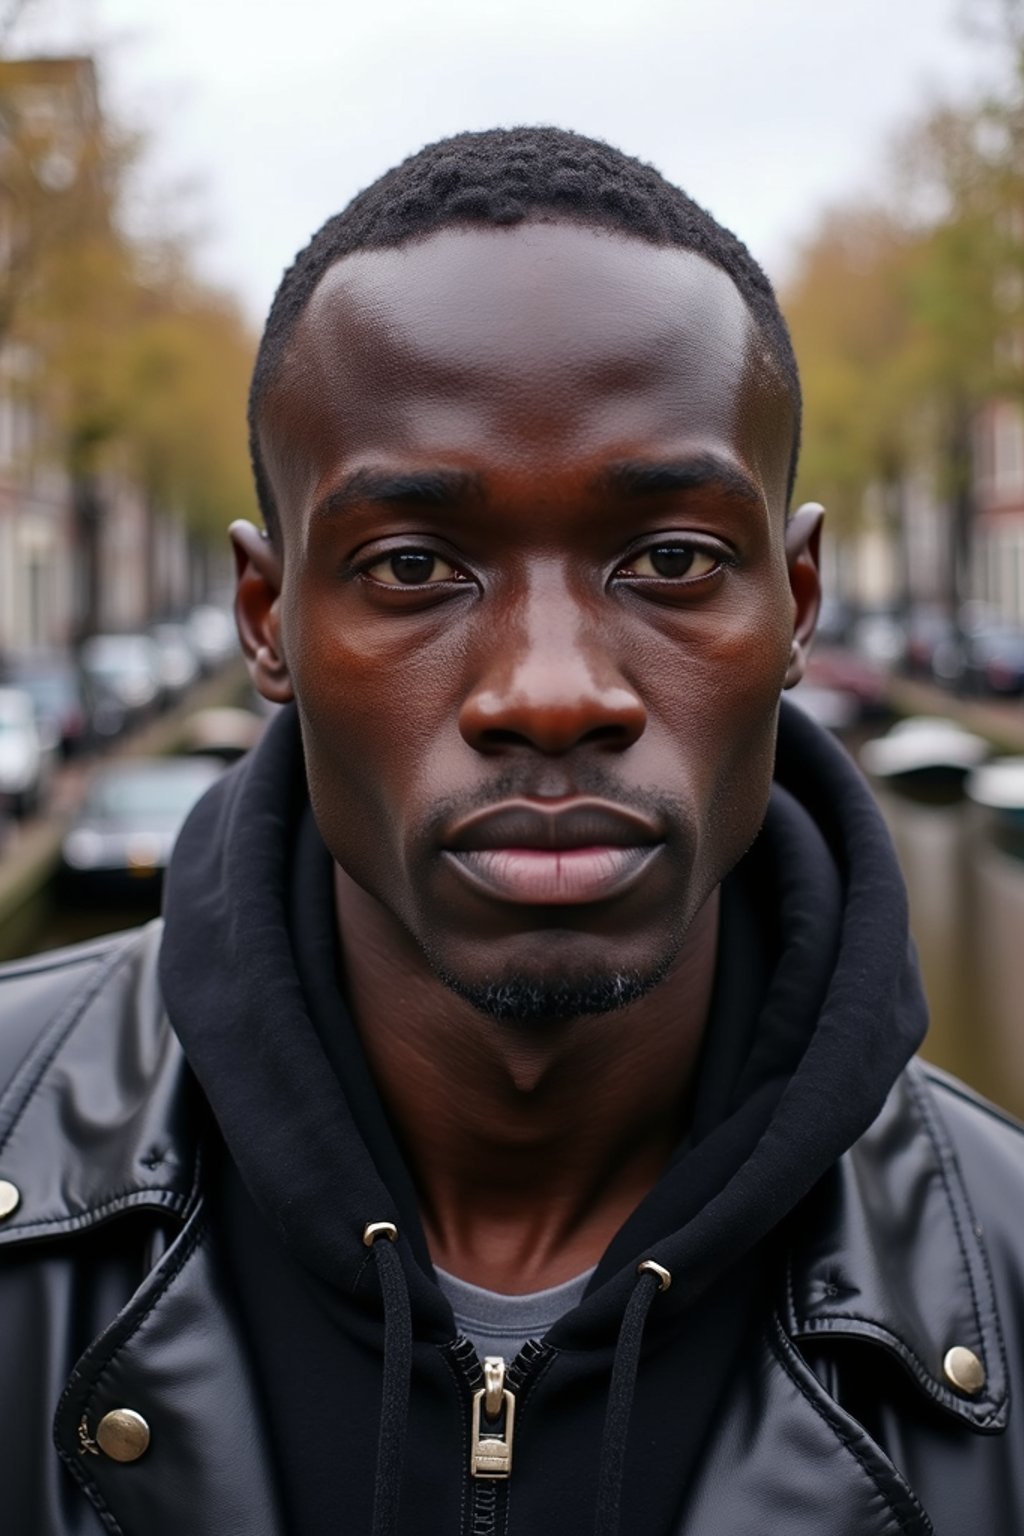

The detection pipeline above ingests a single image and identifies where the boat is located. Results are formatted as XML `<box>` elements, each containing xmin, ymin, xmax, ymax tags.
<box><xmin>966</xmin><ymin>757</ymin><xmax>1024</xmax><ymax>857</ymax></box>
<box><xmin>859</xmin><ymin>717</ymin><xmax>990</xmax><ymax>804</ymax></box>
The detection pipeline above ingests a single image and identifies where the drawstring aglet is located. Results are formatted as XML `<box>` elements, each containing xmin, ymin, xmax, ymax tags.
<box><xmin>363</xmin><ymin>1220</ymin><xmax>399</xmax><ymax>1246</ymax></box>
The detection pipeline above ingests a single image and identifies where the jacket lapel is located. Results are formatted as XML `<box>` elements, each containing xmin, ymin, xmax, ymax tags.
<box><xmin>680</xmin><ymin>1316</ymin><xmax>933</xmax><ymax>1535</ymax></box>
<box><xmin>54</xmin><ymin>1201</ymin><xmax>286</xmax><ymax>1536</ymax></box>
<box><xmin>785</xmin><ymin>1062</ymin><xmax>1008</xmax><ymax>1431</ymax></box>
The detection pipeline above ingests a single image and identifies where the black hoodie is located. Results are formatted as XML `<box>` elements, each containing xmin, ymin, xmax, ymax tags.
<box><xmin>159</xmin><ymin>699</ymin><xmax>928</xmax><ymax>1536</ymax></box>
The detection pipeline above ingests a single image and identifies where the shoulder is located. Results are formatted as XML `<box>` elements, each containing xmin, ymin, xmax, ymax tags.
<box><xmin>914</xmin><ymin>1062</ymin><xmax>1024</xmax><ymax>1266</ymax></box>
<box><xmin>916</xmin><ymin>1060</ymin><xmax>1024</xmax><ymax>1180</ymax></box>
<box><xmin>0</xmin><ymin>923</ymin><xmax>164</xmax><ymax>1094</ymax></box>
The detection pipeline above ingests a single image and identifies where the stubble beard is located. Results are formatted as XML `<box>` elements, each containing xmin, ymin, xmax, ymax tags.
<box><xmin>423</xmin><ymin>937</ymin><xmax>682</xmax><ymax>1024</ymax></box>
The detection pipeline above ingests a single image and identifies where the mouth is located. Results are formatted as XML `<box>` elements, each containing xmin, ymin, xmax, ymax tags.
<box><xmin>442</xmin><ymin>799</ymin><xmax>664</xmax><ymax>907</ymax></box>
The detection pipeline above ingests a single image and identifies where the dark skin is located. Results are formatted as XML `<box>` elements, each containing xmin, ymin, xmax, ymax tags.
<box><xmin>233</xmin><ymin>222</ymin><xmax>821</xmax><ymax>1292</ymax></box>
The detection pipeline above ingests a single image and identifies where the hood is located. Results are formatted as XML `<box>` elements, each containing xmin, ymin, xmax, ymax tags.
<box><xmin>158</xmin><ymin>698</ymin><xmax>929</xmax><ymax>1535</ymax></box>
<box><xmin>161</xmin><ymin>698</ymin><xmax>926</xmax><ymax>1330</ymax></box>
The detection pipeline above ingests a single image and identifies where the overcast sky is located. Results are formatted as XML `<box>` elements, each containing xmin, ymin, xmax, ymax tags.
<box><xmin>13</xmin><ymin>0</ymin><xmax>1001</xmax><ymax>324</ymax></box>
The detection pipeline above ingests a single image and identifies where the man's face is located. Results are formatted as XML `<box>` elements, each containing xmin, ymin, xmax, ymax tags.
<box><xmin>250</xmin><ymin>222</ymin><xmax>812</xmax><ymax>1017</ymax></box>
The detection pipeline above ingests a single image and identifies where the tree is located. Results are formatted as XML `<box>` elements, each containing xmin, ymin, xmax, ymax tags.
<box><xmin>784</xmin><ymin>0</ymin><xmax>1024</xmax><ymax>625</ymax></box>
<box><xmin>0</xmin><ymin>42</ymin><xmax>255</xmax><ymax>634</ymax></box>
<box><xmin>784</xmin><ymin>207</ymin><xmax>930</xmax><ymax>609</ymax></box>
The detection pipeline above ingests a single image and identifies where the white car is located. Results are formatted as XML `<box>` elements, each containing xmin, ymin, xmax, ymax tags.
<box><xmin>0</xmin><ymin>686</ymin><xmax>53</xmax><ymax>818</ymax></box>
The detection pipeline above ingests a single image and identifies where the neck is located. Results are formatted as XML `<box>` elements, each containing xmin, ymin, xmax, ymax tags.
<box><xmin>334</xmin><ymin>867</ymin><xmax>719</xmax><ymax>1292</ymax></box>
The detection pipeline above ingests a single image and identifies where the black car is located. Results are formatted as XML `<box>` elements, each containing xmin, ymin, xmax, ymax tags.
<box><xmin>60</xmin><ymin>756</ymin><xmax>224</xmax><ymax>900</ymax></box>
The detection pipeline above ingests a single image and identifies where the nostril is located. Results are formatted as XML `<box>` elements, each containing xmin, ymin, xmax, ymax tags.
<box><xmin>479</xmin><ymin>728</ymin><xmax>533</xmax><ymax>749</ymax></box>
<box><xmin>585</xmin><ymin>723</ymin><xmax>636</xmax><ymax>746</ymax></box>
<box><xmin>476</xmin><ymin>717</ymin><xmax>640</xmax><ymax>754</ymax></box>
<box><xmin>460</xmin><ymin>676</ymin><xmax>646</xmax><ymax>755</ymax></box>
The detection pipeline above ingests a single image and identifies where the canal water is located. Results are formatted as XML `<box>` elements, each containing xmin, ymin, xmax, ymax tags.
<box><xmin>875</xmin><ymin>784</ymin><xmax>1024</xmax><ymax>1121</ymax></box>
<box><xmin>11</xmin><ymin>744</ymin><xmax>1024</xmax><ymax>1122</ymax></box>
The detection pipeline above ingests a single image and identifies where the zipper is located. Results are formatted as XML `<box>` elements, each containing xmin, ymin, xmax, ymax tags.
<box><xmin>471</xmin><ymin>1356</ymin><xmax>516</xmax><ymax>1477</ymax></box>
<box><xmin>448</xmin><ymin>1336</ymin><xmax>552</xmax><ymax>1536</ymax></box>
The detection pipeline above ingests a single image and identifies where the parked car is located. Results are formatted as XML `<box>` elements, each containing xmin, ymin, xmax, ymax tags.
<box><xmin>59</xmin><ymin>755</ymin><xmax>224</xmax><ymax>898</ymax></box>
<box><xmin>0</xmin><ymin>686</ymin><xmax>54</xmax><ymax>818</ymax></box>
<box><xmin>5</xmin><ymin>653</ymin><xmax>91</xmax><ymax>756</ymax></box>
<box><xmin>78</xmin><ymin>633</ymin><xmax>163</xmax><ymax>739</ymax></box>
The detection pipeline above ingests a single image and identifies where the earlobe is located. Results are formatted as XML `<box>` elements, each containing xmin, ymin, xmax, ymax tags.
<box><xmin>783</xmin><ymin>502</ymin><xmax>824</xmax><ymax>689</ymax></box>
<box><xmin>229</xmin><ymin>519</ymin><xmax>294</xmax><ymax>704</ymax></box>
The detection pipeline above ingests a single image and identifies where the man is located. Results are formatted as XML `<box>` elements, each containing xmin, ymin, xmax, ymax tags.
<box><xmin>0</xmin><ymin>127</ymin><xmax>1022</xmax><ymax>1536</ymax></box>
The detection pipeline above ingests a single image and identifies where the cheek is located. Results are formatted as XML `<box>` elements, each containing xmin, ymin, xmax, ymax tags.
<box><xmin>641</xmin><ymin>597</ymin><xmax>791</xmax><ymax>870</ymax></box>
<box><xmin>283</xmin><ymin>589</ymin><xmax>469</xmax><ymax>890</ymax></box>
<box><xmin>701</xmin><ymin>626</ymin><xmax>790</xmax><ymax>872</ymax></box>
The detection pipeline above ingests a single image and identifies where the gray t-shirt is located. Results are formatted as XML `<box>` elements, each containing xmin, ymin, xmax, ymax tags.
<box><xmin>436</xmin><ymin>1265</ymin><xmax>595</xmax><ymax>1362</ymax></box>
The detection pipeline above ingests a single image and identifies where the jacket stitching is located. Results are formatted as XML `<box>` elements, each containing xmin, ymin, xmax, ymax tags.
<box><xmin>89</xmin><ymin>1214</ymin><xmax>210</xmax><ymax>1419</ymax></box>
<box><xmin>921</xmin><ymin>1065</ymin><xmax>1024</xmax><ymax>1137</ymax></box>
<box><xmin>791</xmin><ymin>1316</ymin><xmax>1002</xmax><ymax>1428</ymax></box>
<box><xmin>769</xmin><ymin>1316</ymin><xmax>931</xmax><ymax>1534</ymax></box>
<box><xmin>904</xmin><ymin>1066</ymin><xmax>987</xmax><ymax>1352</ymax></box>
<box><xmin>0</xmin><ymin>932</ymin><xmax>145</xmax><ymax>1155</ymax></box>
<box><xmin>0</xmin><ymin>1186</ymin><xmax>189</xmax><ymax>1240</ymax></box>
<box><xmin>53</xmin><ymin>1440</ymin><xmax>126</xmax><ymax>1536</ymax></box>
<box><xmin>56</xmin><ymin>1208</ymin><xmax>210</xmax><ymax>1430</ymax></box>
<box><xmin>785</xmin><ymin>1067</ymin><xmax>1006</xmax><ymax>1429</ymax></box>
<box><xmin>52</xmin><ymin>1212</ymin><xmax>210</xmax><ymax>1536</ymax></box>
<box><xmin>908</xmin><ymin>1067</ymin><xmax>1011</xmax><ymax>1427</ymax></box>
<box><xmin>0</xmin><ymin>1131</ymin><xmax>203</xmax><ymax>1241</ymax></box>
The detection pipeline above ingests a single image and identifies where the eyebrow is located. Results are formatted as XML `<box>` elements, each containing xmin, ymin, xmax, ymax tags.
<box><xmin>312</xmin><ymin>467</ymin><xmax>483</xmax><ymax>521</ymax></box>
<box><xmin>311</xmin><ymin>452</ymin><xmax>765</xmax><ymax>523</ymax></box>
<box><xmin>600</xmin><ymin>454</ymin><xmax>765</xmax><ymax>512</ymax></box>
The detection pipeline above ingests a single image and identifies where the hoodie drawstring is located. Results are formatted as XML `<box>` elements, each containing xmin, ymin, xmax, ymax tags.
<box><xmin>361</xmin><ymin>1225</ymin><xmax>668</xmax><ymax>1536</ymax></box>
<box><xmin>363</xmin><ymin>1222</ymin><xmax>413</xmax><ymax>1536</ymax></box>
<box><xmin>593</xmin><ymin>1259</ymin><xmax>672</xmax><ymax>1536</ymax></box>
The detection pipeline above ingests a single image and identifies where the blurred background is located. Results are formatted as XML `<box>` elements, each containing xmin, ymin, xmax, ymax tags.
<box><xmin>0</xmin><ymin>0</ymin><xmax>1022</xmax><ymax>1113</ymax></box>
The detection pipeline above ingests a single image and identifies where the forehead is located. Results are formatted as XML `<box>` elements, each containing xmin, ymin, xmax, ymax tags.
<box><xmin>259</xmin><ymin>222</ymin><xmax>793</xmax><ymax>524</ymax></box>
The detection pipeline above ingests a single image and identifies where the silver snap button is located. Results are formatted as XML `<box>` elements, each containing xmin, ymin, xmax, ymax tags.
<box><xmin>0</xmin><ymin>1179</ymin><xmax>20</xmax><ymax>1220</ymax></box>
<box><xmin>942</xmin><ymin>1345</ymin><xmax>986</xmax><ymax>1395</ymax></box>
<box><xmin>96</xmin><ymin>1408</ymin><xmax>151</xmax><ymax>1462</ymax></box>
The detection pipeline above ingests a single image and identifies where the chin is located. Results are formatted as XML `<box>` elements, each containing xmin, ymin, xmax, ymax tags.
<box><xmin>427</xmin><ymin>949</ymin><xmax>677</xmax><ymax>1025</ymax></box>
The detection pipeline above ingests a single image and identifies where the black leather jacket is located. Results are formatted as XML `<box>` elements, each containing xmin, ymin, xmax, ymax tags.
<box><xmin>2</xmin><ymin>920</ymin><xmax>1024</xmax><ymax>1536</ymax></box>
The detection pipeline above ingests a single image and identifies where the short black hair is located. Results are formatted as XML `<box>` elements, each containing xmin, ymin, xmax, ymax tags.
<box><xmin>249</xmin><ymin>126</ymin><xmax>801</xmax><ymax>540</ymax></box>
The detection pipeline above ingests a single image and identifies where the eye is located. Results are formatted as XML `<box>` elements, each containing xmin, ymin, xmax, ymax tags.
<box><xmin>617</xmin><ymin>543</ymin><xmax>721</xmax><ymax>581</ymax></box>
<box><xmin>364</xmin><ymin>550</ymin><xmax>461</xmax><ymax>586</ymax></box>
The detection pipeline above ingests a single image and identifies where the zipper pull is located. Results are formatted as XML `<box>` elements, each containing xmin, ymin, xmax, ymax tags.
<box><xmin>471</xmin><ymin>1356</ymin><xmax>516</xmax><ymax>1479</ymax></box>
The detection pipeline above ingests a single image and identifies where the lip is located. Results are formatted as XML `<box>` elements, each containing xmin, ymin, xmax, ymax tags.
<box><xmin>442</xmin><ymin>798</ymin><xmax>664</xmax><ymax>906</ymax></box>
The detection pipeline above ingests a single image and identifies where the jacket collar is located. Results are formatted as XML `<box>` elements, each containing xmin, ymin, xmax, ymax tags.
<box><xmin>0</xmin><ymin>922</ymin><xmax>200</xmax><ymax>1250</ymax></box>
<box><xmin>0</xmin><ymin>922</ymin><xmax>1006</xmax><ymax>1434</ymax></box>
<box><xmin>785</xmin><ymin>1059</ymin><xmax>1008</xmax><ymax>1431</ymax></box>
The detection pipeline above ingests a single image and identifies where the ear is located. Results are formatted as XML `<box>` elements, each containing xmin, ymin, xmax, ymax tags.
<box><xmin>229</xmin><ymin>520</ymin><xmax>294</xmax><ymax>704</ymax></box>
<box><xmin>783</xmin><ymin>502</ymin><xmax>824</xmax><ymax>689</ymax></box>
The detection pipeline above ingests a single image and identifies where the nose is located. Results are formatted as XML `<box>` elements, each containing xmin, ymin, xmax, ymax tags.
<box><xmin>458</xmin><ymin>582</ymin><xmax>646</xmax><ymax>756</ymax></box>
